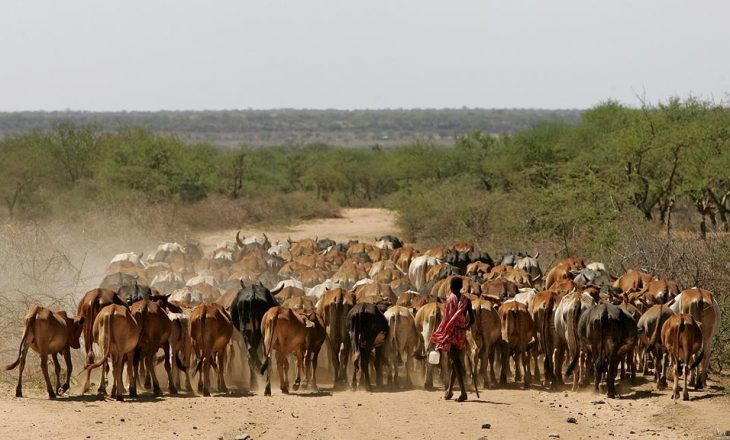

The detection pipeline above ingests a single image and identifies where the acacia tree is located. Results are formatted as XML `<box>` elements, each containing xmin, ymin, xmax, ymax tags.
<box><xmin>47</xmin><ymin>122</ymin><xmax>99</xmax><ymax>186</ymax></box>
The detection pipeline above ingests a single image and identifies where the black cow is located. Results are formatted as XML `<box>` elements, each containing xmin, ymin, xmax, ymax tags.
<box><xmin>347</xmin><ymin>301</ymin><xmax>390</xmax><ymax>391</ymax></box>
<box><xmin>316</xmin><ymin>238</ymin><xmax>337</xmax><ymax>252</ymax></box>
<box><xmin>117</xmin><ymin>282</ymin><xmax>154</xmax><ymax>305</ymax></box>
<box><xmin>230</xmin><ymin>281</ymin><xmax>279</xmax><ymax>387</ymax></box>
<box><xmin>445</xmin><ymin>250</ymin><xmax>494</xmax><ymax>273</ymax></box>
<box><xmin>375</xmin><ymin>235</ymin><xmax>404</xmax><ymax>250</ymax></box>
<box><xmin>566</xmin><ymin>303</ymin><xmax>638</xmax><ymax>398</ymax></box>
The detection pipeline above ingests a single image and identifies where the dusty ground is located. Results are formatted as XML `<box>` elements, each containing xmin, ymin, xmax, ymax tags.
<box><xmin>1</xmin><ymin>208</ymin><xmax>728</xmax><ymax>439</ymax></box>
<box><xmin>0</xmin><ymin>373</ymin><xmax>727</xmax><ymax>440</ymax></box>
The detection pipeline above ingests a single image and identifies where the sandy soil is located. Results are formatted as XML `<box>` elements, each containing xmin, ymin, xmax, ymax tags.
<box><xmin>197</xmin><ymin>208</ymin><xmax>400</xmax><ymax>252</ymax></box>
<box><xmin>0</xmin><ymin>374</ymin><xmax>727</xmax><ymax>440</ymax></box>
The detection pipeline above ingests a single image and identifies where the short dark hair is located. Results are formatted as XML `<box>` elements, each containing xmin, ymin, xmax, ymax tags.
<box><xmin>450</xmin><ymin>277</ymin><xmax>463</xmax><ymax>295</ymax></box>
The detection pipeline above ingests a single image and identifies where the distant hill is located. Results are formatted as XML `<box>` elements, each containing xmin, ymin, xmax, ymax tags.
<box><xmin>0</xmin><ymin>108</ymin><xmax>583</xmax><ymax>147</ymax></box>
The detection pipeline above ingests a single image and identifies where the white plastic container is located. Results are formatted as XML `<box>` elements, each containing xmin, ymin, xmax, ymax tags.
<box><xmin>428</xmin><ymin>350</ymin><xmax>440</xmax><ymax>365</ymax></box>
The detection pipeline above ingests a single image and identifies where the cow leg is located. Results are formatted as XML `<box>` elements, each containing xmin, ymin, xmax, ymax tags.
<box><xmin>374</xmin><ymin>347</ymin><xmax>384</xmax><ymax>388</ymax></box>
<box><xmin>13</xmin><ymin>343</ymin><xmax>28</xmax><ymax>398</ymax></box>
<box><xmin>328</xmin><ymin>339</ymin><xmax>340</xmax><ymax>385</ymax></box>
<box><xmin>146</xmin><ymin>354</ymin><xmax>162</xmax><ymax>397</ymax></box>
<box><xmin>39</xmin><ymin>354</ymin><xmax>55</xmax><ymax>399</ymax></box>
<box><xmin>293</xmin><ymin>349</ymin><xmax>303</xmax><ymax>391</ymax></box>
<box><xmin>351</xmin><ymin>352</ymin><xmax>360</xmax><ymax>390</ymax></box>
<box><xmin>513</xmin><ymin>352</ymin><xmax>522</xmax><ymax>382</ymax></box>
<box><xmin>164</xmin><ymin>344</ymin><xmax>177</xmax><ymax>395</ymax></box>
<box><xmin>362</xmin><ymin>350</ymin><xmax>373</xmax><ymax>392</ymax></box>
<box><xmin>607</xmin><ymin>351</ymin><xmax>618</xmax><ymax>399</ymax></box>
<box><xmin>264</xmin><ymin>352</ymin><xmax>272</xmax><ymax>397</ymax></box>
<box><xmin>672</xmin><ymin>358</ymin><xmax>680</xmax><ymax>400</ymax></box>
<box><xmin>278</xmin><ymin>352</ymin><xmax>290</xmax><ymax>394</ymax></box>
<box><xmin>218</xmin><ymin>350</ymin><xmax>228</xmax><ymax>393</ymax></box>
<box><xmin>203</xmin><ymin>356</ymin><xmax>212</xmax><ymax>397</ymax></box>
<box><xmin>49</xmin><ymin>353</ymin><xmax>61</xmax><ymax>395</ymax></box>
<box><xmin>61</xmin><ymin>348</ymin><xmax>72</xmax><ymax>395</ymax></box>
<box><xmin>127</xmin><ymin>351</ymin><xmax>137</xmax><ymax>398</ymax></box>
<box><xmin>97</xmin><ymin>356</ymin><xmax>108</xmax><ymax>397</ymax></box>
<box><xmin>532</xmin><ymin>344</ymin><xmax>540</xmax><ymax>384</ymax></box>
<box><xmin>311</xmin><ymin>348</ymin><xmax>321</xmax><ymax>392</ymax></box>
<box><xmin>499</xmin><ymin>344</ymin><xmax>508</xmax><ymax>385</ymax></box>
<box><xmin>554</xmin><ymin>342</ymin><xmax>565</xmax><ymax>386</ymax></box>
<box><xmin>523</xmin><ymin>348</ymin><xmax>532</xmax><ymax>388</ymax></box>
<box><xmin>340</xmin><ymin>340</ymin><xmax>351</xmax><ymax>385</ymax></box>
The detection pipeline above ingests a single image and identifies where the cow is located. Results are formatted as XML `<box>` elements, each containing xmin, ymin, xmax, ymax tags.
<box><xmin>347</xmin><ymin>302</ymin><xmax>390</xmax><ymax>391</ymax></box>
<box><xmin>85</xmin><ymin>304</ymin><xmax>141</xmax><ymax>401</ymax></box>
<box><xmin>554</xmin><ymin>289</ymin><xmax>597</xmax><ymax>390</ymax></box>
<box><xmin>189</xmin><ymin>303</ymin><xmax>233</xmax><ymax>396</ymax></box>
<box><xmin>76</xmin><ymin>288</ymin><xmax>126</xmax><ymax>394</ymax></box>
<box><xmin>514</xmin><ymin>254</ymin><xmax>542</xmax><ymax>285</ymax></box>
<box><xmin>481</xmin><ymin>278</ymin><xmax>519</xmax><ymax>300</ymax></box>
<box><xmin>613</xmin><ymin>269</ymin><xmax>653</xmax><ymax>293</ymax></box>
<box><xmin>529</xmin><ymin>290</ymin><xmax>560</xmax><ymax>387</ymax></box>
<box><xmin>661</xmin><ymin>313</ymin><xmax>704</xmax><ymax>401</ymax></box>
<box><xmin>375</xmin><ymin>235</ymin><xmax>404</xmax><ymax>250</ymax></box>
<box><xmin>408</xmin><ymin>255</ymin><xmax>442</xmax><ymax>292</ymax></box>
<box><xmin>230</xmin><ymin>282</ymin><xmax>279</xmax><ymax>388</ymax></box>
<box><xmin>5</xmin><ymin>306</ymin><xmax>84</xmax><ymax>399</ymax></box>
<box><xmin>130</xmin><ymin>299</ymin><xmax>177</xmax><ymax>396</ymax></box>
<box><xmin>543</xmin><ymin>257</ymin><xmax>585</xmax><ymax>289</ymax></box>
<box><xmin>637</xmin><ymin>304</ymin><xmax>675</xmax><ymax>388</ymax></box>
<box><xmin>669</xmin><ymin>288</ymin><xmax>721</xmax><ymax>389</ymax></box>
<box><xmin>259</xmin><ymin>304</ymin><xmax>323</xmax><ymax>395</ymax></box>
<box><xmin>415</xmin><ymin>302</ymin><xmax>448</xmax><ymax>389</ymax></box>
<box><xmin>565</xmin><ymin>303</ymin><xmax>637</xmax><ymax>398</ymax></box>
<box><xmin>383</xmin><ymin>305</ymin><xmax>421</xmax><ymax>388</ymax></box>
<box><xmin>391</xmin><ymin>246</ymin><xmax>421</xmax><ymax>273</ymax></box>
<box><xmin>467</xmin><ymin>297</ymin><xmax>501</xmax><ymax>389</ymax></box>
<box><xmin>168</xmin><ymin>310</ymin><xmax>194</xmax><ymax>392</ymax></box>
<box><xmin>317</xmin><ymin>287</ymin><xmax>357</xmax><ymax>385</ymax></box>
<box><xmin>498</xmin><ymin>301</ymin><xmax>535</xmax><ymax>387</ymax></box>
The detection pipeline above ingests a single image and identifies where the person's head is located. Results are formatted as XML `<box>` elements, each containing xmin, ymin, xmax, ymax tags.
<box><xmin>450</xmin><ymin>277</ymin><xmax>463</xmax><ymax>297</ymax></box>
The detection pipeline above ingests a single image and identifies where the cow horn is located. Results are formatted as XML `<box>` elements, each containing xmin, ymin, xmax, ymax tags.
<box><xmin>533</xmin><ymin>251</ymin><xmax>540</xmax><ymax>259</ymax></box>
<box><xmin>315</xmin><ymin>235</ymin><xmax>318</xmax><ymax>243</ymax></box>
<box><xmin>287</xmin><ymin>236</ymin><xmax>293</xmax><ymax>245</ymax></box>
<box><xmin>240</xmin><ymin>279</ymin><xmax>245</xmax><ymax>289</ymax></box>
<box><xmin>236</xmin><ymin>231</ymin><xmax>246</xmax><ymax>248</ymax></box>
<box><xmin>263</xmin><ymin>233</ymin><xmax>268</xmax><ymax>243</ymax></box>
<box><xmin>139</xmin><ymin>251</ymin><xmax>144</xmax><ymax>259</ymax></box>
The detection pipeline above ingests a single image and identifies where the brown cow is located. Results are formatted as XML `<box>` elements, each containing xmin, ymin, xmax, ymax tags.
<box><xmin>317</xmin><ymin>288</ymin><xmax>356</xmax><ymax>385</ymax></box>
<box><xmin>498</xmin><ymin>301</ymin><xmax>535</xmax><ymax>387</ymax></box>
<box><xmin>391</xmin><ymin>246</ymin><xmax>420</xmax><ymax>273</ymax></box>
<box><xmin>281</xmin><ymin>296</ymin><xmax>327</xmax><ymax>391</ymax></box>
<box><xmin>481</xmin><ymin>278</ymin><xmax>518</xmax><ymax>300</ymax></box>
<box><xmin>670</xmin><ymin>288</ymin><xmax>721</xmax><ymax>389</ymax></box>
<box><xmin>637</xmin><ymin>304</ymin><xmax>674</xmax><ymax>388</ymax></box>
<box><xmin>189</xmin><ymin>303</ymin><xmax>233</xmax><ymax>396</ymax></box>
<box><xmin>529</xmin><ymin>290</ymin><xmax>559</xmax><ymax>386</ymax></box>
<box><xmin>5</xmin><ymin>306</ymin><xmax>84</xmax><ymax>399</ymax></box>
<box><xmin>661</xmin><ymin>313</ymin><xmax>704</xmax><ymax>401</ymax></box>
<box><xmin>77</xmin><ymin>288</ymin><xmax>126</xmax><ymax>393</ymax></box>
<box><xmin>467</xmin><ymin>298</ymin><xmax>501</xmax><ymax>388</ymax></box>
<box><xmin>130</xmin><ymin>299</ymin><xmax>177</xmax><ymax>396</ymax></box>
<box><xmin>85</xmin><ymin>304</ymin><xmax>141</xmax><ymax>401</ymax></box>
<box><xmin>355</xmin><ymin>282</ymin><xmax>397</xmax><ymax>304</ymax></box>
<box><xmin>260</xmin><ymin>305</ymin><xmax>321</xmax><ymax>395</ymax></box>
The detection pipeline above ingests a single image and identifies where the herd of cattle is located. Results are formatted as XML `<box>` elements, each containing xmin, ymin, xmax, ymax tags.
<box><xmin>5</xmin><ymin>234</ymin><xmax>723</xmax><ymax>402</ymax></box>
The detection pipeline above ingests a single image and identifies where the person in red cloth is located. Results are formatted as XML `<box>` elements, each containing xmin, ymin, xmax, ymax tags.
<box><xmin>430</xmin><ymin>277</ymin><xmax>474</xmax><ymax>401</ymax></box>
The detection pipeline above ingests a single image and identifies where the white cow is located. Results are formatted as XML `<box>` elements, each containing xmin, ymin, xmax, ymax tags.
<box><xmin>408</xmin><ymin>255</ymin><xmax>441</xmax><ymax>291</ymax></box>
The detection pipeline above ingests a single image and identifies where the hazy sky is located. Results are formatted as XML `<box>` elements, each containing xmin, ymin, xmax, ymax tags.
<box><xmin>1</xmin><ymin>0</ymin><xmax>728</xmax><ymax>111</ymax></box>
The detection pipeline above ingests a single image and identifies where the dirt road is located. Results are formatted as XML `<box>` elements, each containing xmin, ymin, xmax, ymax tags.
<box><xmin>197</xmin><ymin>208</ymin><xmax>399</xmax><ymax>252</ymax></box>
<box><xmin>0</xmin><ymin>375</ymin><xmax>727</xmax><ymax>440</ymax></box>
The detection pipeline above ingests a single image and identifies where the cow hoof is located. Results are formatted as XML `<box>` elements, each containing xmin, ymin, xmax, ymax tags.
<box><xmin>129</xmin><ymin>390</ymin><xmax>138</xmax><ymax>398</ymax></box>
<box><xmin>281</xmin><ymin>387</ymin><xmax>289</xmax><ymax>394</ymax></box>
<box><xmin>203</xmin><ymin>390</ymin><xmax>211</xmax><ymax>397</ymax></box>
<box><xmin>153</xmin><ymin>388</ymin><xmax>163</xmax><ymax>397</ymax></box>
<box><xmin>48</xmin><ymin>391</ymin><xmax>57</xmax><ymax>400</ymax></box>
<box><xmin>444</xmin><ymin>391</ymin><xmax>453</xmax><ymax>400</ymax></box>
<box><xmin>170</xmin><ymin>387</ymin><xmax>178</xmax><ymax>396</ymax></box>
<box><xmin>264</xmin><ymin>385</ymin><xmax>271</xmax><ymax>396</ymax></box>
<box><xmin>292</xmin><ymin>382</ymin><xmax>300</xmax><ymax>391</ymax></box>
<box><xmin>116</xmin><ymin>395</ymin><xmax>124</xmax><ymax>402</ymax></box>
<box><xmin>15</xmin><ymin>389</ymin><xmax>22</xmax><ymax>398</ymax></box>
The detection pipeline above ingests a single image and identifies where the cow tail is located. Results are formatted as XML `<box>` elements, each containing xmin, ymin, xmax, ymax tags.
<box><xmin>595</xmin><ymin>308</ymin><xmax>608</xmax><ymax>377</ymax></box>
<box><xmin>260</xmin><ymin>311</ymin><xmax>278</xmax><ymax>374</ymax></box>
<box><xmin>564</xmin><ymin>299</ymin><xmax>582</xmax><ymax>376</ymax></box>
<box><xmin>174</xmin><ymin>319</ymin><xmax>189</xmax><ymax>370</ymax></box>
<box><xmin>393</xmin><ymin>312</ymin><xmax>401</xmax><ymax>367</ymax></box>
<box><xmin>689</xmin><ymin>315</ymin><xmax>705</xmax><ymax>371</ymax></box>
<box><xmin>647</xmin><ymin>304</ymin><xmax>663</xmax><ymax>350</ymax></box>
<box><xmin>5</xmin><ymin>307</ymin><xmax>37</xmax><ymax>370</ymax></box>
<box><xmin>86</xmin><ymin>308</ymin><xmax>113</xmax><ymax>370</ymax></box>
<box><xmin>542</xmin><ymin>295</ymin><xmax>555</xmax><ymax>382</ymax></box>
<box><xmin>676</xmin><ymin>315</ymin><xmax>684</xmax><ymax>375</ymax></box>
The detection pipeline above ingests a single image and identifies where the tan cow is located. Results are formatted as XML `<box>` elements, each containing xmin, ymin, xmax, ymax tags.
<box><xmin>260</xmin><ymin>306</ymin><xmax>321</xmax><ymax>395</ymax></box>
<box><xmin>669</xmin><ymin>288</ymin><xmax>721</xmax><ymax>389</ymax></box>
<box><xmin>189</xmin><ymin>303</ymin><xmax>233</xmax><ymax>396</ymax></box>
<box><xmin>5</xmin><ymin>306</ymin><xmax>84</xmax><ymax>399</ymax></box>
<box><xmin>85</xmin><ymin>304</ymin><xmax>141</xmax><ymax>401</ymax></box>
<box><xmin>414</xmin><ymin>302</ymin><xmax>448</xmax><ymax>389</ymax></box>
<box><xmin>498</xmin><ymin>301</ymin><xmax>535</xmax><ymax>387</ymax></box>
<box><xmin>467</xmin><ymin>298</ymin><xmax>501</xmax><ymax>388</ymax></box>
<box><xmin>661</xmin><ymin>313</ymin><xmax>704</xmax><ymax>401</ymax></box>
<box><xmin>317</xmin><ymin>288</ymin><xmax>356</xmax><ymax>385</ymax></box>
<box><xmin>383</xmin><ymin>305</ymin><xmax>421</xmax><ymax>387</ymax></box>
<box><xmin>529</xmin><ymin>290</ymin><xmax>560</xmax><ymax>386</ymax></box>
